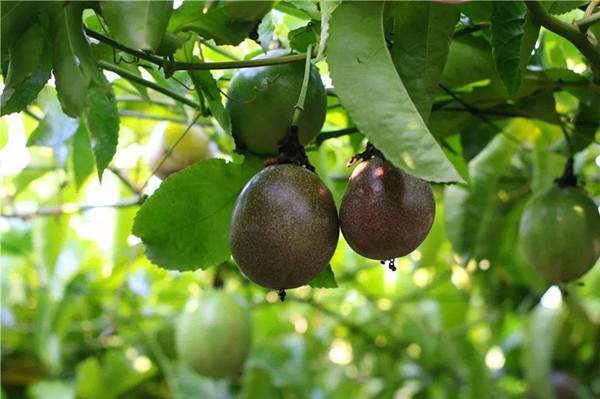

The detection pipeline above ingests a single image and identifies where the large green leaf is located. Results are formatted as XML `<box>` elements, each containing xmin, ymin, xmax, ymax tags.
<box><xmin>84</xmin><ymin>84</ymin><xmax>120</xmax><ymax>180</ymax></box>
<box><xmin>100</xmin><ymin>1</ymin><xmax>173</xmax><ymax>52</ymax></box>
<box><xmin>315</xmin><ymin>0</ymin><xmax>341</xmax><ymax>62</ymax></box>
<box><xmin>327</xmin><ymin>1</ymin><xmax>461</xmax><ymax>183</ymax></box>
<box><xmin>169</xmin><ymin>2</ymin><xmax>256</xmax><ymax>46</ymax></box>
<box><xmin>132</xmin><ymin>158</ymin><xmax>262</xmax><ymax>271</ymax></box>
<box><xmin>389</xmin><ymin>2</ymin><xmax>459</xmax><ymax>120</ymax></box>
<box><xmin>1</xmin><ymin>20</ymin><xmax>52</xmax><ymax>115</ymax></box>
<box><xmin>490</xmin><ymin>2</ymin><xmax>529</xmax><ymax>95</ymax></box>
<box><xmin>50</xmin><ymin>2</ymin><xmax>98</xmax><ymax>117</ymax></box>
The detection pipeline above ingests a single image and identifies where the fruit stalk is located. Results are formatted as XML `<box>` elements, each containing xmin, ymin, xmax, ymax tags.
<box><xmin>291</xmin><ymin>44</ymin><xmax>314</xmax><ymax>129</ymax></box>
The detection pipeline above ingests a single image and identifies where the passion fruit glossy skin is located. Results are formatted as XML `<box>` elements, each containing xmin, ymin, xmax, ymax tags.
<box><xmin>229</xmin><ymin>164</ymin><xmax>339</xmax><ymax>289</ymax></box>
<box><xmin>226</xmin><ymin>50</ymin><xmax>327</xmax><ymax>155</ymax></box>
<box><xmin>519</xmin><ymin>185</ymin><xmax>600</xmax><ymax>283</ymax></box>
<box><xmin>339</xmin><ymin>157</ymin><xmax>435</xmax><ymax>260</ymax></box>
<box><xmin>175</xmin><ymin>291</ymin><xmax>252</xmax><ymax>379</ymax></box>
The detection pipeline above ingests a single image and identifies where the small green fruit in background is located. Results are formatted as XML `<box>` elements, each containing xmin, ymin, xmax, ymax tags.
<box><xmin>226</xmin><ymin>50</ymin><xmax>327</xmax><ymax>156</ymax></box>
<box><xmin>339</xmin><ymin>157</ymin><xmax>435</xmax><ymax>260</ymax></box>
<box><xmin>230</xmin><ymin>164</ymin><xmax>339</xmax><ymax>289</ymax></box>
<box><xmin>222</xmin><ymin>1</ymin><xmax>274</xmax><ymax>22</ymax></box>
<box><xmin>176</xmin><ymin>290</ymin><xmax>252</xmax><ymax>379</ymax></box>
<box><xmin>147</xmin><ymin>122</ymin><xmax>211</xmax><ymax>180</ymax></box>
<box><xmin>519</xmin><ymin>185</ymin><xmax>600</xmax><ymax>283</ymax></box>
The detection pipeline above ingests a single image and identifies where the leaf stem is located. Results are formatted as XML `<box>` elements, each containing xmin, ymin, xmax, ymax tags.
<box><xmin>525</xmin><ymin>1</ymin><xmax>600</xmax><ymax>81</ymax></box>
<box><xmin>97</xmin><ymin>60</ymin><xmax>200</xmax><ymax>109</ymax></box>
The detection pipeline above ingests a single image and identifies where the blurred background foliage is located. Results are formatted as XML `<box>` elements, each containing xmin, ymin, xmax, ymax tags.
<box><xmin>1</xmin><ymin>1</ymin><xmax>600</xmax><ymax>399</ymax></box>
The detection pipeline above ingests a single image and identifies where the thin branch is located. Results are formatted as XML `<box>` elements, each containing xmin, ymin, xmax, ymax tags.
<box><xmin>315</xmin><ymin>127</ymin><xmax>359</xmax><ymax>146</ymax></box>
<box><xmin>119</xmin><ymin>110</ymin><xmax>188</xmax><ymax>124</ymax></box>
<box><xmin>98</xmin><ymin>60</ymin><xmax>201</xmax><ymax>109</ymax></box>
<box><xmin>0</xmin><ymin>196</ymin><xmax>144</xmax><ymax>220</ymax></box>
<box><xmin>585</xmin><ymin>0</ymin><xmax>600</xmax><ymax>18</ymax></box>
<box><xmin>576</xmin><ymin>11</ymin><xmax>600</xmax><ymax>31</ymax></box>
<box><xmin>108</xmin><ymin>166</ymin><xmax>141</xmax><ymax>195</ymax></box>
<box><xmin>86</xmin><ymin>28</ymin><xmax>308</xmax><ymax>71</ymax></box>
<box><xmin>526</xmin><ymin>1</ymin><xmax>600</xmax><ymax>81</ymax></box>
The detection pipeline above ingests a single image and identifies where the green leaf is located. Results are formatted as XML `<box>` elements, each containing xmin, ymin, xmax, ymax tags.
<box><xmin>519</xmin><ymin>12</ymin><xmax>541</xmax><ymax>72</ymax></box>
<box><xmin>389</xmin><ymin>2</ymin><xmax>459</xmax><ymax>120</ymax></box>
<box><xmin>288</xmin><ymin>22</ymin><xmax>320</xmax><ymax>53</ymax></box>
<box><xmin>76</xmin><ymin>351</ymin><xmax>154</xmax><ymax>399</ymax></box>
<box><xmin>443</xmin><ymin>134</ymin><xmax>519</xmax><ymax>258</ymax></box>
<box><xmin>308</xmin><ymin>264</ymin><xmax>337</xmax><ymax>288</ymax></box>
<box><xmin>50</xmin><ymin>2</ymin><xmax>98</xmax><ymax>117</ymax></box>
<box><xmin>132</xmin><ymin>158</ymin><xmax>262</xmax><ymax>271</ymax></box>
<box><xmin>100</xmin><ymin>0</ymin><xmax>173</xmax><ymax>52</ymax></box>
<box><xmin>327</xmin><ymin>1</ymin><xmax>461</xmax><ymax>183</ymax></box>
<box><xmin>315</xmin><ymin>0</ymin><xmax>341</xmax><ymax>62</ymax></box>
<box><xmin>169</xmin><ymin>2</ymin><xmax>256</xmax><ymax>46</ymax></box>
<box><xmin>71</xmin><ymin>123</ymin><xmax>95</xmax><ymax>190</ymax></box>
<box><xmin>83</xmin><ymin>84</ymin><xmax>120</xmax><ymax>180</ymax></box>
<box><xmin>491</xmin><ymin>2</ymin><xmax>528</xmax><ymax>94</ymax></box>
<box><xmin>1</xmin><ymin>20</ymin><xmax>52</xmax><ymax>115</ymax></box>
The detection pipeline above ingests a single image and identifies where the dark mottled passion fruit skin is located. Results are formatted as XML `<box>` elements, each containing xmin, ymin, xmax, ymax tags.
<box><xmin>339</xmin><ymin>157</ymin><xmax>435</xmax><ymax>260</ymax></box>
<box><xmin>229</xmin><ymin>164</ymin><xmax>339</xmax><ymax>289</ymax></box>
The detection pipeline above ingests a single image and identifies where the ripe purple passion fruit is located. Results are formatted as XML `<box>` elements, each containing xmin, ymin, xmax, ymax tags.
<box><xmin>229</xmin><ymin>164</ymin><xmax>339</xmax><ymax>289</ymax></box>
<box><xmin>339</xmin><ymin>157</ymin><xmax>435</xmax><ymax>260</ymax></box>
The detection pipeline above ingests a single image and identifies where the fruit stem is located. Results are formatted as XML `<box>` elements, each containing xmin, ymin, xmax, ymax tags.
<box><xmin>278</xmin><ymin>289</ymin><xmax>287</xmax><ymax>302</ymax></box>
<box><xmin>556</xmin><ymin>157</ymin><xmax>578</xmax><ymax>188</ymax></box>
<box><xmin>347</xmin><ymin>142</ymin><xmax>385</xmax><ymax>167</ymax></box>
<box><xmin>274</xmin><ymin>45</ymin><xmax>315</xmax><ymax>171</ymax></box>
<box><xmin>291</xmin><ymin>44</ymin><xmax>314</xmax><ymax>128</ymax></box>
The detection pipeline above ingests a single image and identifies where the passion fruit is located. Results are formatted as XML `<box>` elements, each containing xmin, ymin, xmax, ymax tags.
<box><xmin>226</xmin><ymin>50</ymin><xmax>327</xmax><ymax>156</ymax></box>
<box><xmin>175</xmin><ymin>290</ymin><xmax>252</xmax><ymax>379</ymax></box>
<box><xmin>146</xmin><ymin>122</ymin><xmax>211</xmax><ymax>180</ymax></box>
<box><xmin>519</xmin><ymin>185</ymin><xmax>600</xmax><ymax>283</ymax></box>
<box><xmin>229</xmin><ymin>164</ymin><xmax>339</xmax><ymax>289</ymax></box>
<box><xmin>339</xmin><ymin>157</ymin><xmax>435</xmax><ymax>260</ymax></box>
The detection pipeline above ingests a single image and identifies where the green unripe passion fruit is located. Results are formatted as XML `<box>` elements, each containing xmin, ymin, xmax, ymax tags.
<box><xmin>339</xmin><ymin>157</ymin><xmax>435</xmax><ymax>260</ymax></box>
<box><xmin>230</xmin><ymin>164</ymin><xmax>339</xmax><ymax>289</ymax></box>
<box><xmin>176</xmin><ymin>291</ymin><xmax>252</xmax><ymax>379</ymax></box>
<box><xmin>519</xmin><ymin>185</ymin><xmax>600</xmax><ymax>283</ymax></box>
<box><xmin>226</xmin><ymin>50</ymin><xmax>327</xmax><ymax>156</ymax></box>
<box><xmin>147</xmin><ymin>122</ymin><xmax>211</xmax><ymax>180</ymax></box>
<box><xmin>222</xmin><ymin>1</ymin><xmax>274</xmax><ymax>22</ymax></box>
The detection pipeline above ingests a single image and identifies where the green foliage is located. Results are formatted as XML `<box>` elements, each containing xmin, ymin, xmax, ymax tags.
<box><xmin>389</xmin><ymin>2</ymin><xmax>459</xmax><ymax>119</ymax></box>
<box><xmin>490</xmin><ymin>2</ymin><xmax>537</xmax><ymax>95</ymax></box>
<box><xmin>2</xmin><ymin>1</ymin><xmax>600</xmax><ymax>398</ymax></box>
<box><xmin>327</xmin><ymin>1</ymin><xmax>462</xmax><ymax>183</ymax></box>
<box><xmin>100</xmin><ymin>1</ymin><xmax>173</xmax><ymax>52</ymax></box>
<box><xmin>132</xmin><ymin>158</ymin><xmax>262</xmax><ymax>271</ymax></box>
<box><xmin>1</xmin><ymin>20</ymin><xmax>51</xmax><ymax>115</ymax></box>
